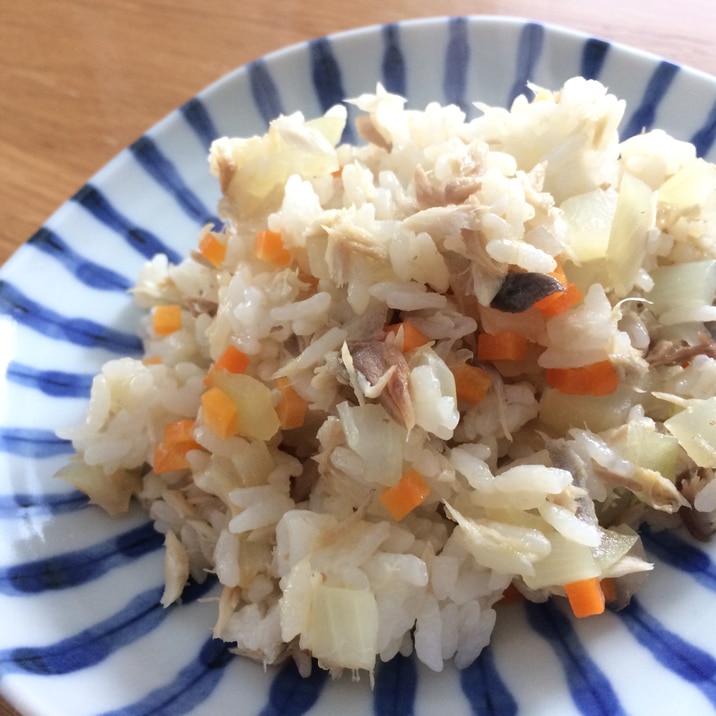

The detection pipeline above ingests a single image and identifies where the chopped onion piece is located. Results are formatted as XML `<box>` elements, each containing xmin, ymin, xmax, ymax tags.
<box><xmin>659</xmin><ymin>157</ymin><xmax>716</xmax><ymax>210</ymax></box>
<box><xmin>561</xmin><ymin>187</ymin><xmax>618</xmax><ymax>262</ymax></box>
<box><xmin>606</xmin><ymin>172</ymin><xmax>656</xmax><ymax>297</ymax></box>
<box><xmin>308</xmin><ymin>584</ymin><xmax>379</xmax><ymax>672</ymax></box>
<box><xmin>444</xmin><ymin>503</ymin><xmax>551</xmax><ymax>578</ymax></box>
<box><xmin>664</xmin><ymin>397</ymin><xmax>716</xmax><ymax>468</ymax></box>
<box><xmin>591</xmin><ymin>525</ymin><xmax>639</xmax><ymax>572</ymax></box>
<box><xmin>647</xmin><ymin>260</ymin><xmax>716</xmax><ymax>325</ymax></box>
<box><xmin>337</xmin><ymin>402</ymin><xmax>406</xmax><ymax>485</ymax></box>
<box><xmin>622</xmin><ymin>420</ymin><xmax>681</xmax><ymax>481</ymax></box>
<box><xmin>522</xmin><ymin>531</ymin><xmax>600</xmax><ymax>590</ymax></box>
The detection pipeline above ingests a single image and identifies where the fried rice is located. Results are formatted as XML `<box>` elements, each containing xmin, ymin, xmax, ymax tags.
<box><xmin>57</xmin><ymin>77</ymin><xmax>716</xmax><ymax>678</ymax></box>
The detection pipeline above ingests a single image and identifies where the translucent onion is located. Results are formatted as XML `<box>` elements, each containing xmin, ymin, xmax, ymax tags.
<box><xmin>622</xmin><ymin>420</ymin><xmax>681</xmax><ymax>481</ymax></box>
<box><xmin>445</xmin><ymin>503</ymin><xmax>551</xmax><ymax>578</ymax></box>
<box><xmin>307</xmin><ymin>584</ymin><xmax>379</xmax><ymax>672</ymax></box>
<box><xmin>539</xmin><ymin>384</ymin><xmax>637</xmax><ymax>434</ymax></box>
<box><xmin>664</xmin><ymin>397</ymin><xmax>716</xmax><ymax>468</ymax></box>
<box><xmin>647</xmin><ymin>259</ymin><xmax>716</xmax><ymax>326</ymax></box>
<box><xmin>206</xmin><ymin>371</ymin><xmax>280</xmax><ymax>440</ymax></box>
<box><xmin>591</xmin><ymin>525</ymin><xmax>639</xmax><ymax>572</ymax></box>
<box><xmin>336</xmin><ymin>401</ymin><xmax>406</xmax><ymax>485</ymax></box>
<box><xmin>658</xmin><ymin>157</ymin><xmax>716</xmax><ymax>211</ymax></box>
<box><xmin>521</xmin><ymin>531</ymin><xmax>599</xmax><ymax>590</ymax></box>
<box><xmin>561</xmin><ymin>187</ymin><xmax>618</xmax><ymax>262</ymax></box>
<box><xmin>606</xmin><ymin>171</ymin><xmax>656</xmax><ymax>297</ymax></box>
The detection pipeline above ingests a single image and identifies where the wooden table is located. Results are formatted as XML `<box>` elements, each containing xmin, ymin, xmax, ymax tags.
<box><xmin>2</xmin><ymin>0</ymin><xmax>716</xmax><ymax>713</ymax></box>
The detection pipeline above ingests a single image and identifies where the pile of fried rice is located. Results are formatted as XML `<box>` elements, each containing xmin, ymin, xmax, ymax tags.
<box><xmin>57</xmin><ymin>78</ymin><xmax>716</xmax><ymax>678</ymax></box>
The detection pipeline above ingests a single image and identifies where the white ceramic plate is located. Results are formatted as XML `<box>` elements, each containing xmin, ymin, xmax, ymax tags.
<box><xmin>2</xmin><ymin>15</ymin><xmax>716</xmax><ymax>716</ymax></box>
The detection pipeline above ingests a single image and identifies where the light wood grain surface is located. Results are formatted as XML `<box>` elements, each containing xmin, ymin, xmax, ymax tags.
<box><xmin>2</xmin><ymin>1</ymin><xmax>716</xmax><ymax>714</ymax></box>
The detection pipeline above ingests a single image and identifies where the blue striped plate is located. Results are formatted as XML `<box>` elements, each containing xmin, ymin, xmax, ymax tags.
<box><xmin>2</xmin><ymin>15</ymin><xmax>716</xmax><ymax>716</ymax></box>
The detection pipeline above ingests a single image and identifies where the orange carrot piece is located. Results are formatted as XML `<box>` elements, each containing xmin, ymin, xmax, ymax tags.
<box><xmin>384</xmin><ymin>321</ymin><xmax>431</xmax><ymax>352</ymax></box>
<box><xmin>153</xmin><ymin>442</ymin><xmax>191</xmax><ymax>473</ymax></box>
<box><xmin>476</xmin><ymin>331</ymin><xmax>529</xmax><ymax>361</ymax></box>
<box><xmin>162</xmin><ymin>419</ymin><xmax>199</xmax><ymax>448</ymax></box>
<box><xmin>564</xmin><ymin>577</ymin><xmax>605</xmax><ymax>618</ymax></box>
<box><xmin>215</xmin><ymin>345</ymin><xmax>250</xmax><ymax>374</ymax></box>
<box><xmin>545</xmin><ymin>359</ymin><xmax>619</xmax><ymax>396</ymax></box>
<box><xmin>204</xmin><ymin>346</ymin><xmax>251</xmax><ymax>387</ymax></box>
<box><xmin>198</xmin><ymin>232</ymin><xmax>227</xmax><ymax>267</ymax></box>
<box><xmin>451</xmin><ymin>363</ymin><xmax>492</xmax><ymax>404</ymax></box>
<box><xmin>254</xmin><ymin>229</ymin><xmax>291</xmax><ymax>266</ymax></box>
<box><xmin>600</xmin><ymin>577</ymin><xmax>617</xmax><ymax>604</ymax></box>
<box><xmin>142</xmin><ymin>356</ymin><xmax>163</xmax><ymax>366</ymax></box>
<box><xmin>380</xmin><ymin>470</ymin><xmax>431</xmax><ymax>521</ymax></box>
<box><xmin>153</xmin><ymin>419</ymin><xmax>202</xmax><ymax>473</ymax></box>
<box><xmin>275</xmin><ymin>377</ymin><xmax>309</xmax><ymax>430</ymax></box>
<box><xmin>152</xmin><ymin>305</ymin><xmax>182</xmax><ymax>336</ymax></box>
<box><xmin>201</xmin><ymin>387</ymin><xmax>238</xmax><ymax>439</ymax></box>
<box><xmin>535</xmin><ymin>282</ymin><xmax>584</xmax><ymax>318</ymax></box>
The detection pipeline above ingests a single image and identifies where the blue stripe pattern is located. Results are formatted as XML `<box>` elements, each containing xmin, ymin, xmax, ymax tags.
<box><xmin>691</xmin><ymin>99</ymin><xmax>716</xmax><ymax>157</ymax></box>
<box><xmin>2</xmin><ymin>586</ymin><xmax>164</xmax><ymax>676</ymax></box>
<box><xmin>1</xmin><ymin>521</ymin><xmax>162</xmax><ymax>595</ymax></box>
<box><xmin>180</xmin><ymin>97</ymin><xmax>221</xmax><ymax>148</ymax></box>
<box><xmin>622</xmin><ymin>60</ymin><xmax>680</xmax><ymax>138</ymax></box>
<box><xmin>309</xmin><ymin>37</ymin><xmax>356</xmax><ymax>144</ymax></box>
<box><xmin>6</xmin><ymin>360</ymin><xmax>93</xmax><ymax>398</ymax></box>
<box><xmin>72</xmin><ymin>184</ymin><xmax>184</xmax><ymax>264</ymax></box>
<box><xmin>1</xmin><ymin>578</ymin><xmax>215</xmax><ymax>677</ymax></box>
<box><xmin>373</xmin><ymin>653</ymin><xmax>417</xmax><ymax>715</ymax></box>
<box><xmin>581</xmin><ymin>38</ymin><xmax>610</xmax><ymax>79</ymax></box>
<box><xmin>444</xmin><ymin>17</ymin><xmax>470</xmax><ymax>112</ymax></box>
<box><xmin>0</xmin><ymin>491</ymin><xmax>88</xmax><ymax>519</ymax></box>
<box><xmin>381</xmin><ymin>24</ymin><xmax>407</xmax><ymax>96</ymax></box>
<box><xmin>310</xmin><ymin>37</ymin><xmax>346</xmax><ymax>113</ymax></box>
<box><xmin>129</xmin><ymin>136</ymin><xmax>222</xmax><ymax>227</ymax></box>
<box><xmin>508</xmin><ymin>22</ymin><xmax>545</xmax><ymax>105</ymax></box>
<box><xmin>0</xmin><ymin>280</ymin><xmax>142</xmax><ymax>353</ymax></box>
<box><xmin>525</xmin><ymin>601</ymin><xmax>626</xmax><ymax>715</ymax></box>
<box><xmin>619</xmin><ymin>598</ymin><xmax>716</xmax><ymax>707</ymax></box>
<box><xmin>249</xmin><ymin>59</ymin><xmax>285</xmax><ymax>126</ymax></box>
<box><xmin>0</xmin><ymin>428</ymin><xmax>72</xmax><ymax>458</ymax></box>
<box><xmin>4</xmin><ymin>16</ymin><xmax>716</xmax><ymax>716</ymax></box>
<box><xmin>100</xmin><ymin>636</ymin><xmax>234</xmax><ymax>716</ymax></box>
<box><xmin>27</xmin><ymin>227</ymin><xmax>132</xmax><ymax>291</ymax></box>
<box><xmin>259</xmin><ymin>659</ymin><xmax>329</xmax><ymax>716</ymax></box>
<box><xmin>460</xmin><ymin>647</ymin><xmax>517</xmax><ymax>715</ymax></box>
<box><xmin>641</xmin><ymin>524</ymin><xmax>716</xmax><ymax>591</ymax></box>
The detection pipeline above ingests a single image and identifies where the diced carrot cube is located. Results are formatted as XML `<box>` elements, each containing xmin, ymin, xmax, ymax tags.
<box><xmin>275</xmin><ymin>377</ymin><xmax>309</xmax><ymax>430</ymax></box>
<box><xmin>535</xmin><ymin>282</ymin><xmax>583</xmax><ymax>318</ymax></box>
<box><xmin>201</xmin><ymin>387</ymin><xmax>238</xmax><ymax>439</ymax></box>
<box><xmin>380</xmin><ymin>470</ymin><xmax>431</xmax><ymax>521</ymax></box>
<box><xmin>564</xmin><ymin>577</ymin><xmax>605</xmax><ymax>618</ymax></box>
<box><xmin>152</xmin><ymin>305</ymin><xmax>182</xmax><ymax>336</ymax></box>
<box><xmin>384</xmin><ymin>321</ymin><xmax>431</xmax><ymax>352</ymax></box>
<box><xmin>254</xmin><ymin>229</ymin><xmax>291</xmax><ymax>266</ymax></box>
<box><xmin>450</xmin><ymin>362</ymin><xmax>492</xmax><ymax>403</ymax></box>
<box><xmin>545</xmin><ymin>360</ymin><xmax>619</xmax><ymax>396</ymax></box>
<box><xmin>198</xmin><ymin>232</ymin><xmax>227</xmax><ymax>267</ymax></box>
<box><xmin>476</xmin><ymin>331</ymin><xmax>529</xmax><ymax>361</ymax></box>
